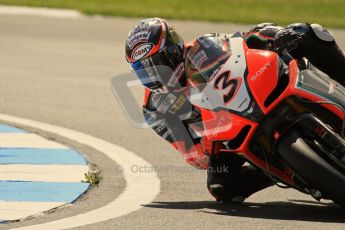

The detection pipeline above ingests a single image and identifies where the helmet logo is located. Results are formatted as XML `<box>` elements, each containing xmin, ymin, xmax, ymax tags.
<box><xmin>131</xmin><ymin>43</ymin><xmax>153</xmax><ymax>61</ymax></box>
<box><xmin>188</xmin><ymin>43</ymin><xmax>200</xmax><ymax>56</ymax></box>
<box><xmin>128</xmin><ymin>31</ymin><xmax>151</xmax><ymax>49</ymax></box>
<box><xmin>191</xmin><ymin>50</ymin><xmax>208</xmax><ymax>69</ymax></box>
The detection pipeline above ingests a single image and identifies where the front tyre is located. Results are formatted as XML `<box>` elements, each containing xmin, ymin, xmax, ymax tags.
<box><xmin>278</xmin><ymin>130</ymin><xmax>345</xmax><ymax>207</ymax></box>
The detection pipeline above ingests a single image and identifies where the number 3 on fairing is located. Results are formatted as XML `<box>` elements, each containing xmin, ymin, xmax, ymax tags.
<box><xmin>214</xmin><ymin>71</ymin><xmax>241</xmax><ymax>105</ymax></box>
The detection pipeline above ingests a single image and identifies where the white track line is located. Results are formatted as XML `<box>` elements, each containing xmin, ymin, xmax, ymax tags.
<box><xmin>0</xmin><ymin>165</ymin><xmax>88</xmax><ymax>183</ymax></box>
<box><xmin>0</xmin><ymin>133</ymin><xmax>68</xmax><ymax>149</ymax></box>
<box><xmin>0</xmin><ymin>201</ymin><xmax>66</xmax><ymax>221</ymax></box>
<box><xmin>0</xmin><ymin>6</ymin><xmax>82</xmax><ymax>19</ymax></box>
<box><xmin>0</xmin><ymin>113</ymin><xmax>160</xmax><ymax>229</ymax></box>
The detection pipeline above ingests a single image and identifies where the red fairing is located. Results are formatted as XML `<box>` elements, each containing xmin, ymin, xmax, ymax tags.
<box><xmin>192</xmin><ymin>38</ymin><xmax>297</xmax><ymax>185</ymax></box>
<box><xmin>200</xmin><ymin>106</ymin><xmax>295</xmax><ymax>185</ymax></box>
<box><xmin>172</xmin><ymin>141</ymin><xmax>209</xmax><ymax>169</ymax></box>
<box><xmin>200</xmin><ymin>109</ymin><xmax>256</xmax><ymax>143</ymax></box>
<box><xmin>246</xmin><ymin>49</ymin><xmax>280</xmax><ymax>114</ymax></box>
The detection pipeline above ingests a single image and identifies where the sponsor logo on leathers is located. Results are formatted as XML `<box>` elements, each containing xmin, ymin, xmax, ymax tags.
<box><xmin>169</xmin><ymin>95</ymin><xmax>187</xmax><ymax>114</ymax></box>
<box><xmin>167</xmin><ymin>62</ymin><xmax>185</xmax><ymax>87</ymax></box>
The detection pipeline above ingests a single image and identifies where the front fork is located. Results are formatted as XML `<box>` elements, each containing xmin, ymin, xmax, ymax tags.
<box><xmin>282</xmin><ymin>113</ymin><xmax>345</xmax><ymax>168</ymax></box>
<box><xmin>253</xmin><ymin>98</ymin><xmax>345</xmax><ymax>195</ymax></box>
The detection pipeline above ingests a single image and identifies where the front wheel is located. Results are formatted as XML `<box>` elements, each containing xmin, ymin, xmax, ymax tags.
<box><xmin>277</xmin><ymin>129</ymin><xmax>345</xmax><ymax>207</ymax></box>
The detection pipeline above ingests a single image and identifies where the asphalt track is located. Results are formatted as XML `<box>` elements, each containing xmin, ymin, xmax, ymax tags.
<box><xmin>0</xmin><ymin>13</ymin><xmax>345</xmax><ymax>230</ymax></box>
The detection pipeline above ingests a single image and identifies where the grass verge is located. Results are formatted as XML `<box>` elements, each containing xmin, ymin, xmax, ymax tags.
<box><xmin>0</xmin><ymin>0</ymin><xmax>344</xmax><ymax>28</ymax></box>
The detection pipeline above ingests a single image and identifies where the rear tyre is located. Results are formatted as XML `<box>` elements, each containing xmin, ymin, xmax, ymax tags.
<box><xmin>278</xmin><ymin>130</ymin><xmax>345</xmax><ymax>207</ymax></box>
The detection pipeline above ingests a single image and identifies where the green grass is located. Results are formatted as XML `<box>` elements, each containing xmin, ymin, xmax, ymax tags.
<box><xmin>0</xmin><ymin>0</ymin><xmax>345</xmax><ymax>28</ymax></box>
<box><xmin>82</xmin><ymin>172</ymin><xmax>101</xmax><ymax>186</ymax></box>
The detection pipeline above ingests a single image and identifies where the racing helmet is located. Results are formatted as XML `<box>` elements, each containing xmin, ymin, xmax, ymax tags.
<box><xmin>185</xmin><ymin>33</ymin><xmax>232</xmax><ymax>87</ymax></box>
<box><xmin>125</xmin><ymin>18</ymin><xmax>186</xmax><ymax>91</ymax></box>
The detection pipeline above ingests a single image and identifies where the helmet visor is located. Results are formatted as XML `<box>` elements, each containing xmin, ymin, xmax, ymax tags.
<box><xmin>131</xmin><ymin>39</ymin><xmax>184</xmax><ymax>90</ymax></box>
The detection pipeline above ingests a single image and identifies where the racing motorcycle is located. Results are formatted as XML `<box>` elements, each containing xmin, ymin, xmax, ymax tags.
<box><xmin>189</xmin><ymin>33</ymin><xmax>345</xmax><ymax>207</ymax></box>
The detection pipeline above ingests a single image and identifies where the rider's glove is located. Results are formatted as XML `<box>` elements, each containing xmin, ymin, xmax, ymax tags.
<box><xmin>273</xmin><ymin>29</ymin><xmax>305</xmax><ymax>52</ymax></box>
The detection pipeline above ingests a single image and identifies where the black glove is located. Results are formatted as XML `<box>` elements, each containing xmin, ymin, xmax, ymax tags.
<box><xmin>273</xmin><ymin>29</ymin><xmax>305</xmax><ymax>52</ymax></box>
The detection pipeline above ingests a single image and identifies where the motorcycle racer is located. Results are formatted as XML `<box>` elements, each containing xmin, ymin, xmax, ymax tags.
<box><xmin>125</xmin><ymin>18</ymin><xmax>345</xmax><ymax>203</ymax></box>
